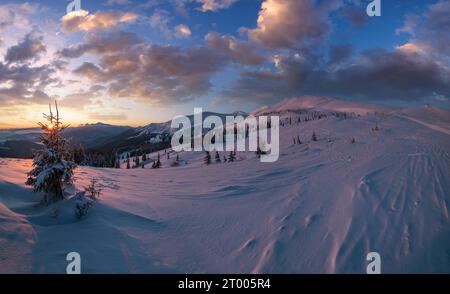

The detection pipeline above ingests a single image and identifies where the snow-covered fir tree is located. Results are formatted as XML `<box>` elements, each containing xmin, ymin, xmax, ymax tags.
<box><xmin>204</xmin><ymin>151</ymin><xmax>211</xmax><ymax>165</ymax></box>
<box><xmin>228</xmin><ymin>151</ymin><xmax>236</xmax><ymax>162</ymax></box>
<box><xmin>152</xmin><ymin>152</ymin><xmax>161</xmax><ymax>168</ymax></box>
<box><xmin>26</xmin><ymin>102</ymin><xmax>76</xmax><ymax>203</ymax></box>
<box><xmin>135</xmin><ymin>156</ymin><xmax>140</xmax><ymax>168</ymax></box>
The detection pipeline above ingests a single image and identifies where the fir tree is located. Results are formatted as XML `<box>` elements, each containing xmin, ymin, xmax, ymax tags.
<box><xmin>126</xmin><ymin>158</ymin><xmax>130</xmax><ymax>169</ymax></box>
<box><xmin>373</xmin><ymin>122</ymin><xmax>380</xmax><ymax>131</ymax></box>
<box><xmin>72</xmin><ymin>145</ymin><xmax>85</xmax><ymax>164</ymax></box>
<box><xmin>135</xmin><ymin>156</ymin><xmax>140</xmax><ymax>168</ymax></box>
<box><xmin>84</xmin><ymin>178</ymin><xmax>102</xmax><ymax>201</ymax></box>
<box><xmin>204</xmin><ymin>151</ymin><xmax>211</xmax><ymax>165</ymax></box>
<box><xmin>215</xmin><ymin>151</ymin><xmax>221</xmax><ymax>163</ymax></box>
<box><xmin>142</xmin><ymin>153</ymin><xmax>147</xmax><ymax>161</ymax></box>
<box><xmin>228</xmin><ymin>151</ymin><xmax>236</xmax><ymax>162</ymax></box>
<box><xmin>152</xmin><ymin>152</ymin><xmax>161</xmax><ymax>168</ymax></box>
<box><xmin>312</xmin><ymin>131</ymin><xmax>317</xmax><ymax>142</ymax></box>
<box><xmin>26</xmin><ymin>102</ymin><xmax>75</xmax><ymax>203</ymax></box>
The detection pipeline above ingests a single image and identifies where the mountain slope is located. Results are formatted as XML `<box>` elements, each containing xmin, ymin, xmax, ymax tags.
<box><xmin>90</xmin><ymin>111</ymin><xmax>248</xmax><ymax>154</ymax></box>
<box><xmin>0</xmin><ymin>101</ymin><xmax>449</xmax><ymax>273</ymax></box>
<box><xmin>0</xmin><ymin>123</ymin><xmax>132</xmax><ymax>158</ymax></box>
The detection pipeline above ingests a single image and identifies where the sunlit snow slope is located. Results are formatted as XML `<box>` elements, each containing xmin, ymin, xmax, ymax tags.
<box><xmin>0</xmin><ymin>97</ymin><xmax>449</xmax><ymax>273</ymax></box>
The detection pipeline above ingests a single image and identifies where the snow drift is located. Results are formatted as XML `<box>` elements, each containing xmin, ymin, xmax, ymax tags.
<box><xmin>0</xmin><ymin>97</ymin><xmax>449</xmax><ymax>273</ymax></box>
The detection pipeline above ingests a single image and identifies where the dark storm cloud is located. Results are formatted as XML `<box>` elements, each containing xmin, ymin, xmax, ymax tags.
<box><xmin>328</xmin><ymin>44</ymin><xmax>353</xmax><ymax>66</ymax></box>
<box><xmin>340</xmin><ymin>6</ymin><xmax>368</xmax><ymax>27</ymax></box>
<box><xmin>221</xmin><ymin>49</ymin><xmax>450</xmax><ymax>104</ymax></box>
<box><xmin>104</xmin><ymin>44</ymin><xmax>228</xmax><ymax>104</ymax></box>
<box><xmin>4</xmin><ymin>33</ymin><xmax>46</xmax><ymax>64</ymax></box>
<box><xmin>0</xmin><ymin>62</ymin><xmax>57</xmax><ymax>105</ymax></box>
<box><xmin>219</xmin><ymin>1</ymin><xmax>450</xmax><ymax>105</ymax></box>
<box><xmin>73</xmin><ymin>62</ymin><xmax>111</xmax><ymax>83</ymax></box>
<box><xmin>318</xmin><ymin>49</ymin><xmax>450</xmax><ymax>101</ymax></box>
<box><xmin>58</xmin><ymin>31</ymin><xmax>142</xmax><ymax>59</ymax></box>
<box><xmin>205</xmin><ymin>32</ymin><xmax>265</xmax><ymax>66</ymax></box>
<box><xmin>69</xmin><ymin>39</ymin><xmax>228</xmax><ymax>104</ymax></box>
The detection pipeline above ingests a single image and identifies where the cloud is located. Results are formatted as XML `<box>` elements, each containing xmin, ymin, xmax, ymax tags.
<box><xmin>156</xmin><ymin>0</ymin><xmax>237</xmax><ymax>14</ymax></box>
<box><xmin>4</xmin><ymin>32</ymin><xmax>46</xmax><ymax>64</ymax></box>
<box><xmin>0</xmin><ymin>3</ymin><xmax>39</xmax><ymax>31</ymax></box>
<box><xmin>220</xmin><ymin>49</ymin><xmax>450</xmax><ymax>104</ymax></box>
<box><xmin>59</xmin><ymin>92</ymin><xmax>93</xmax><ymax>110</ymax></box>
<box><xmin>175</xmin><ymin>24</ymin><xmax>192</xmax><ymax>38</ymax></box>
<box><xmin>197</xmin><ymin>0</ymin><xmax>238</xmax><ymax>12</ymax></box>
<box><xmin>419</xmin><ymin>0</ymin><xmax>450</xmax><ymax>56</ymax></box>
<box><xmin>68</xmin><ymin>41</ymin><xmax>227</xmax><ymax>105</ymax></box>
<box><xmin>149</xmin><ymin>9</ymin><xmax>192</xmax><ymax>39</ymax></box>
<box><xmin>88</xmin><ymin>112</ymin><xmax>128</xmax><ymax>121</ymax></box>
<box><xmin>328</xmin><ymin>44</ymin><xmax>353</xmax><ymax>68</ymax></box>
<box><xmin>149</xmin><ymin>9</ymin><xmax>172</xmax><ymax>37</ymax></box>
<box><xmin>396</xmin><ymin>1</ymin><xmax>450</xmax><ymax>58</ymax></box>
<box><xmin>0</xmin><ymin>4</ymin><xmax>67</xmax><ymax>108</ymax></box>
<box><xmin>107</xmin><ymin>44</ymin><xmax>227</xmax><ymax>104</ymax></box>
<box><xmin>0</xmin><ymin>61</ymin><xmax>57</xmax><ymax>106</ymax></box>
<box><xmin>218</xmin><ymin>1</ymin><xmax>450</xmax><ymax>106</ymax></box>
<box><xmin>245</xmin><ymin>0</ymin><xmax>342</xmax><ymax>49</ymax></box>
<box><xmin>320</xmin><ymin>49</ymin><xmax>450</xmax><ymax>102</ymax></box>
<box><xmin>205</xmin><ymin>32</ymin><xmax>265</xmax><ymax>65</ymax></box>
<box><xmin>106</xmin><ymin>0</ymin><xmax>131</xmax><ymax>5</ymax></box>
<box><xmin>73</xmin><ymin>62</ymin><xmax>111</xmax><ymax>82</ymax></box>
<box><xmin>61</xmin><ymin>10</ymin><xmax>138</xmax><ymax>33</ymax></box>
<box><xmin>58</xmin><ymin>30</ymin><xmax>142</xmax><ymax>58</ymax></box>
<box><xmin>60</xmin><ymin>29</ymin><xmax>268</xmax><ymax>105</ymax></box>
<box><xmin>340</xmin><ymin>4</ymin><xmax>368</xmax><ymax>27</ymax></box>
<box><xmin>396</xmin><ymin>14</ymin><xmax>420</xmax><ymax>35</ymax></box>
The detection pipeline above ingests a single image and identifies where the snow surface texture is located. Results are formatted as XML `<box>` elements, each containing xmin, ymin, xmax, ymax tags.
<box><xmin>0</xmin><ymin>97</ymin><xmax>449</xmax><ymax>273</ymax></box>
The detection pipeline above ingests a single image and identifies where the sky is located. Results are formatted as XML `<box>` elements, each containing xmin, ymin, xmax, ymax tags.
<box><xmin>0</xmin><ymin>0</ymin><xmax>449</xmax><ymax>128</ymax></box>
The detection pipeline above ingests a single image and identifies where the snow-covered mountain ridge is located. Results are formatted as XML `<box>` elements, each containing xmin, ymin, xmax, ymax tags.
<box><xmin>0</xmin><ymin>97</ymin><xmax>449</xmax><ymax>273</ymax></box>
